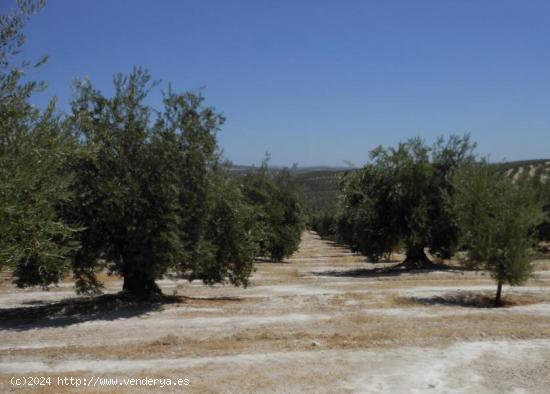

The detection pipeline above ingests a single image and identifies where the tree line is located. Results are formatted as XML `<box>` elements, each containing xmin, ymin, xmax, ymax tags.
<box><xmin>0</xmin><ymin>1</ymin><xmax>304</xmax><ymax>297</ymax></box>
<box><xmin>311</xmin><ymin>135</ymin><xmax>548</xmax><ymax>306</ymax></box>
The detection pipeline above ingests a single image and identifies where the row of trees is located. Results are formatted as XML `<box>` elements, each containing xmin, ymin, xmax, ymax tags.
<box><xmin>311</xmin><ymin>135</ymin><xmax>546</xmax><ymax>305</ymax></box>
<box><xmin>0</xmin><ymin>1</ymin><xmax>304</xmax><ymax>297</ymax></box>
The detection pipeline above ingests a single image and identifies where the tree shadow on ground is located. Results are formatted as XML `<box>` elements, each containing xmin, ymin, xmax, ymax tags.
<box><xmin>405</xmin><ymin>292</ymin><xmax>540</xmax><ymax>309</ymax></box>
<box><xmin>0</xmin><ymin>293</ymin><xmax>184</xmax><ymax>331</ymax></box>
<box><xmin>312</xmin><ymin>263</ymin><xmax>464</xmax><ymax>279</ymax></box>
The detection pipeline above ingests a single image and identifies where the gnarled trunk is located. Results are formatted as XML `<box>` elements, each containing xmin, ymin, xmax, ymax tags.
<box><xmin>402</xmin><ymin>245</ymin><xmax>435</xmax><ymax>269</ymax></box>
<box><xmin>122</xmin><ymin>269</ymin><xmax>161</xmax><ymax>297</ymax></box>
<box><xmin>494</xmin><ymin>281</ymin><xmax>503</xmax><ymax>307</ymax></box>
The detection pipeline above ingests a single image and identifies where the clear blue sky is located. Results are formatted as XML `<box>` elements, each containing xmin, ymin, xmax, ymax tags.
<box><xmin>4</xmin><ymin>0</ymin><xmax>550</xmax><ymax>167</ymax></box>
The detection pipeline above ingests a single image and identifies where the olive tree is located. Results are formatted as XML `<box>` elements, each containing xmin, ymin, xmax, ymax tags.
<box><xmin>0</xmin><ymin>0</ymin><xmax>81</xmax><ymax>288</ymax></box>
<box><xmin>337</xmin><ymin>135</ymin><xmax>475</xmax><ymax>267</ymax></box>
<box><xmin>452</xmin><ymin>164</ymin><xmax>542</xmax><ymax>306</ymax></box>
<box><xmin>199</xmin><ymin>173</ymin><xmax>258</xmax><ymax>286</ymax></box>
<box><xmin>270</xmin><ymin>169</ymin><xmax>305</xmax><ymax>260</ymax></box>
<box><xmin>66</xmin><ymin>68</ymin><xmax>256</xmax><ymax>296</ymax></box>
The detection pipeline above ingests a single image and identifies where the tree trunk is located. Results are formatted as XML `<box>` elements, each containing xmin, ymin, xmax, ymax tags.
<box><xmin>401</xmin><ymin>245</ymin><xmax>436</xmax><ymax>269</ymax></box>
<box><xmin>495</xmin><ymin>281</ymin><xmax>503</xmax><ymax>307</ymax></box>
<box><xmin>122</xmin><ymin>269</ymin><xmax>161</xmax><ymax>298</ymax></box>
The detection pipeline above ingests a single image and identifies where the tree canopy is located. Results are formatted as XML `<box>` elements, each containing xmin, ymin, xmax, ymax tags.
<box><xmin>0</xmin><ymin>0</ymin><xmax>80</xmax><ymax>288</ymax></box>
<box><xmin>335</xmin><ymin>135</ymin><xmax>476</xmax><ymax>267</ymax></box>
<box><xmin>64</xmin><ymin>68</ymin><xmax>272</xmax><ymax>296</ymax></box>
<box><xmin>452</xmin><ymin>164</ymin><xmax>542</xmax><ymax>305</ymax></box>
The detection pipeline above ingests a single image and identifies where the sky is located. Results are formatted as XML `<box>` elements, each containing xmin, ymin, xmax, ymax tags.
<box><xmin>3</xmin><ymin>0</ymin><xmax>550</xmax><ymax>167</ymax></box>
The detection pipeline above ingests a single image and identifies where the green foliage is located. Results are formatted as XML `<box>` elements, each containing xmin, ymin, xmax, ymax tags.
<box><xmin>293</xmin><ymin>160</ymin><xmax>549</xmax><ymax>235</ymax></box>
<box><xmin>241</xmin><ymin>160</ymin><xmax>305</xmax><ymax>261</ymax></box>
<box><xmin>0</xmin><ymin>0</ymin><xmax>47</xmax><ymax>71</ymax></box>
<box><xmin>538</xmin><ymin>183</ymin><xmax>550</xmax><ymax>241</ymax></box>
<box><xmin>270</xmin><ymin>170</ymin><xmax>305</xmax><ymax>260</ymax></box>
<box><xmin>65</xmin><ymin>69</ymin><xmax>182</xmax><ymax>295</ymax></box>
<box><xmin>336</xmin><ymin>135</ymin><xmax>476</xmax><ymax>265</ymax></box>
<box><xmin>199</xmin><ymin>174</ymin><xmax>258</xmax><ymax>286</ymax></box>
<box><xmin>336</xmin><ymin>165</ymin><xmax>401</xmax><ymax>261</ymax></box>
<box><xmin>64</xmin><ymin>68</ymin><xmax>261</xmax><ymax>295</ymax></box>
<box><xmin>310</xmin><ymin>209</ymin><xmax>337</xmax><ymax>239</ymax></box>
<box><xmin>513</xmin><ymin>164</ymin><xmax>550</xmax><ymax>241</ymax></box>
<box><xmin>428</xmin><ymin>135</ymin><xmax>479</xmax><ymax>257</ymax></box>
<box><xmin>452</xmin><ymin>164</ymin><xmax>542</xmax><ymax>304</ymax></box>
<box><xmin>160</xmin><ymin>87</ymin><xmax>223</xmax><ymax>278</ymax></box>
<box><xmin>0</xmin><ymin>0</ymin><xmax>80</xmax><ymax>288</ymax></box>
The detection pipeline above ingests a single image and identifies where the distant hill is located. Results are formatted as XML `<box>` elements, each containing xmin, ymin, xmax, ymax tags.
<box><xmin>292</xmin><ymin>169</ymin><xmax>351</xmax><ymax>213</ymax></box>
<box><xmin>492</xmin><ymin>159</ymin><xmax>550</xmax><ymax>182</ymax></box>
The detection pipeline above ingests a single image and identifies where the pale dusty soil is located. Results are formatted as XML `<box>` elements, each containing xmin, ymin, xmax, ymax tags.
<box><xmin>1</xmin><ymin>231</ymin><xmax>550</xmax><ymax>393</ymax></box>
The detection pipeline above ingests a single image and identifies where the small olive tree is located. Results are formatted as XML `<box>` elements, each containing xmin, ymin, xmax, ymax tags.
<box><xmin>452</xmin><ymin>164</ymin><xmax>542</xmax><ymax>306</ymax></box>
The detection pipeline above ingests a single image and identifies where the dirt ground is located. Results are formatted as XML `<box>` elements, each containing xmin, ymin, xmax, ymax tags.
<box><xmin>1</xmin><ymin>231</ymin><xmax>550</xmax><ymax>393</ymax></box>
